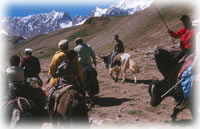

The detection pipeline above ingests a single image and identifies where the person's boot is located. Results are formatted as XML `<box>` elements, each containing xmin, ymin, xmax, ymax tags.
<box><xmin>44</xmin><ymin>87</ymin><xmax>55</xmax><ymax>110</ymax></box>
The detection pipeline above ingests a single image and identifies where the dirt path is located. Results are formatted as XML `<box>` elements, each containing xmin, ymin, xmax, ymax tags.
<box><xmin>40</xmin><ymin>43</ymin><xmax>193</xmax><ymax>128</ymax></box>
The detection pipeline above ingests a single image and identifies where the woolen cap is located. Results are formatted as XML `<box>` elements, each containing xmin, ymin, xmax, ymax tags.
<box><xmin>180</xmin><ymin>15</ymin><xmax>190</xmax><ymax>22</ymax></box>
<box><xmin>75</xmin><ymin>37</ymin><xmax>83</xmax><ymax>43</ymax></box>
<box><xmin>58</xmin><ymin>39</ymin><xmax>68</xmax><ymax>49</ymax></box>
<box><xmin>25</xmin><ymin>48</ymin><xmax>32</xmax><ymax>53</ymax></box>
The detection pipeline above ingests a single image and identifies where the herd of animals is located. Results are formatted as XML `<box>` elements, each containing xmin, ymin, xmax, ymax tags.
<box><xmin>4</xmin><ymin>47</ymin><xmax>194</xmax><ymax>128</ymax></box>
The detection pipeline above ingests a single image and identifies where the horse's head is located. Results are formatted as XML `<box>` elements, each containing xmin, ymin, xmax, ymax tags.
<box><xmin>99</xmin><ymin>54</ymin><xmax>111</xmax><ymax>69</ymax></box>
<box><xmin>148</xmin><ymin>80</ymin><xmax>165</xmax><ymax>107</ymax></box>
<box><xmin>154</xmin><ymin>47</ymin><xmax>178</xmax><ymax>79</ymax></box>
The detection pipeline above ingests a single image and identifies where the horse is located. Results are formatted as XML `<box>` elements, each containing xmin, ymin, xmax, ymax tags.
<box><xmin>5</xmin><ymin>96</ymin><xmax>48</xmax><ymax>128</ymax></box>
<box><xmin>82</xmin><ymin>65</ymin><xmax>99</xmax><ymax>108</ymax></box>
<box><xmin>154</xmin><ymin>48</ymin><xmax>178</xmax><ymax>79</ymax></box>
<box><xmin>42</xmin><ymin>81</ymin><xmax>88</xmax><ymax>127</ymax></box>
<box><xmin>149</xmin><ymin>48</ymin><xmax>194</xmax><ymax>121</ymax></box>
<box><xmin>42</xmin><ymin>49</ymin><xmax>89</xmax><ymax>127</ymax></box>
<box><xmin>99</xmin><ymin>53</ymin><xmax>139</xmax><ymax>83</ymax></box>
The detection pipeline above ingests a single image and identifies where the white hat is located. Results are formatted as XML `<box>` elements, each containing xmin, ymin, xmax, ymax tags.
<box><xmin>58</xmin><ymin>39</ymin><xmax>68</xmax><ymax>49</ymax></box>
<box><xmin>25</xmin><ymin>48</ymin><xmax>32</xmax><ymax>53</ymax></box>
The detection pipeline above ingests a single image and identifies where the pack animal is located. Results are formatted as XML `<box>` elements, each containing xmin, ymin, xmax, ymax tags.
<box><xmin>149</xmin><ymin>48</ymin><xmax>194</xmax><ymax>121</ymax></box>
<box><xmin>99</xmin><ymin>53</ymin><xmax>139</xmax><ymax>83</ymax></box>
<box><xmin>82</xmin><ymin>65</ymin><xmax>99</xmax><ymax>108</ymax></box>
<box><xmin>42</xmin><ymin>50</ymin><xmax>88</xmax><ymax>126</ymax></box>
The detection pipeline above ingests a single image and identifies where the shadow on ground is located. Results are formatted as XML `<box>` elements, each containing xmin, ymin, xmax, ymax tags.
<box><xmin>125</xmin><ymin>79</ymin><xmax>153</xmax><ymax>85</ymax></box>
<box><xmin>94</xmin><ymin>97</ymin><xmax>132</xmax><ymax>107</ymax></box>
<box><xmin>172</xmin><ymin>119</ymin><xmax>194</xmax><ymax>126</ymax></box>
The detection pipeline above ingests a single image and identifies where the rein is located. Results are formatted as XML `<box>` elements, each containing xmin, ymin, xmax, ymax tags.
<box><xmin>5</xmin><ymin>97</ymin><xmax>32</xmax><ymax>113</ymax></box>
<box><xmin>17</xmin><ymin>97</ymin><xmax>32</xmax><ymax>112</ymax></box>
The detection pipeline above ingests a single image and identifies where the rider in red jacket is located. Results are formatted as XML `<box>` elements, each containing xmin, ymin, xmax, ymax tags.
<box><xmin>168</xmin><ymin>15</ymin><xmax>196</xmax><ymax>62</ymax></box>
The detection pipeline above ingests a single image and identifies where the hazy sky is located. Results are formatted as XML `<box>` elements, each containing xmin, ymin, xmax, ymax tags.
<box><xmin>3</xmin><ymin>0</ymin><xmax>200</xmax><ymax>18</ymax></box>
<box><xmin>4</xmin><ymin>0</ymin><xmax>121</xmax><ymax>18</ymax></box>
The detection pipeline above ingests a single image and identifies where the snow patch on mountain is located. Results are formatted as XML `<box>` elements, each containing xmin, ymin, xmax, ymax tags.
<box><xmin>1</xmin><ymin>0</ymin><xmax>155</xmax><ymax>39</ymax></box>
<box><xmin>0</xmin><ymin>29</ymin><xmax>8</xmax><ymax>35</ymax></box>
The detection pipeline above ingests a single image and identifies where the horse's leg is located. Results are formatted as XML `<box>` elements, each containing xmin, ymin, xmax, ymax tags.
<box><xmin>171</xmin><ymin>100</ymin><xmax>188</xmax><ymax>121</ymax></box>
<box><xmin>10</xmin><ymin>108</ymin><xmax>20</xmax><ymax>128</ymax></box>
<box><xmin>88</xmin><ymin>94</ymin><xmax>95</xmax><ymax>109</ymax></box>
<box><xmin>87</xmin><ymin>94</ymin><xmax>93</xmax><ymax>109</ymax></box>
<box><xmin>133</xmin><ymin>73</ymin><xmax>137</xmax><ymax>84</ymax></box>
<box><xmin>115</xmin><ymin>70</ymin><xmax>120</xmax><ymax>82</ymax></box>
<box><xmin>109</xmin><ymin>68</ymin><xmax>115</xmax><ymax>80</ymax></box>
<box><xmin>121</xmin><ymin>67</ymin><xmax>126</xmax><ymax>83</ymax></box>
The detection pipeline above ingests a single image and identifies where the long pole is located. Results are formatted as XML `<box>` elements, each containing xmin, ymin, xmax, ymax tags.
<box><xmin>161</xmin><ymin>78</ymin><xmax>184</xmax><ymax>98</ymax></box>
<box><xmin>154</xmin><ymin>7</ymin><xmax>175</xmax><ymax>44</ymax></box>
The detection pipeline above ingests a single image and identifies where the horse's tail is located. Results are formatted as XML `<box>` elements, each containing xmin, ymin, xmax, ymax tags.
<box><xmin>129</xmin><ymin>59</ymin><xmax>140</xmax><ymax>73</ymax></box>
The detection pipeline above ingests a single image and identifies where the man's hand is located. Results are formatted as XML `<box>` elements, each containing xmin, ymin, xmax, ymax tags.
<box><xmin>168</xmin><ymin>30</ymin><xmax>173</xmax><ymax>35</ymax></box>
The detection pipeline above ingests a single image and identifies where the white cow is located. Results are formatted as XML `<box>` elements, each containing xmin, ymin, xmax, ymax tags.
<box><xmin>99</xmin><ymin>53</ymin><xmax>139</xmax><ymax>83</ymax></box>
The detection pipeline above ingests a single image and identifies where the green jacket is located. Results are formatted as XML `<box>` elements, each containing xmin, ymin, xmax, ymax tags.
<box><xmin>74</xmin><ymin>43</ymin><xmax>96</xmax><ymax>67</ymax></box>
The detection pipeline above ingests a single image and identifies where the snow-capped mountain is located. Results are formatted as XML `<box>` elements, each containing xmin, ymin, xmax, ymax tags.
<box><xmin>1</xmin><ymin>0</ymin><xmax>155</xmax><ymax>39</ymax></box>
<box><xmin>72</xmin><ymin>15</ymin><xmax>87</xmax><ymax>26</ymax></box>
<box><xmin>90</xmin><ymin>0</ymin><xmax>155</xmax><ymax>17</ymax></box>
<box><xmin>1</xmin><ymin>10</ymin><xmax>73</xmax><ymax>38</ymax></box>
<box><xmin>112</xmin><ymin>0</ymin><xmax>155</xmax><ymax>11</ymax></box>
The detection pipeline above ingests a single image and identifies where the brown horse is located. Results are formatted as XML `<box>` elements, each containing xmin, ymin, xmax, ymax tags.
<box><xmin>42</xmin><ymin>81</ymin><xmax>88</xmax><ymax>127</ymax></box>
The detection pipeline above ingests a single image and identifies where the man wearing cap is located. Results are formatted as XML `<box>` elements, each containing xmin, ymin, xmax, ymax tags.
<box><xmin>20</xmin><ymin>48</ymin><xmax>42</xmax><ymax>86</ymax></box>
<box><xmin>45</xmin><ymin>39</ymin><xmax>84</xmax><ymax>110</ymax></box>
<box><xmin>74</xmin><ymin>37</ymin><xmax>97</xmax><ymax>68</ymax></box>
<box><xmin>168</xmin><ymin>15</ymin><xmax>196</xmax><ymax>62</ymax></box>
<box><xmin>74</xmin><ymin>37</ymin><xmax>99</xmax><ymax>105</ymax></box>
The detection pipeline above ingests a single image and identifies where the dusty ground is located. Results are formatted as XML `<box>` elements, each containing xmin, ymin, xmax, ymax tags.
<box><xmin>39</xmin><ymin>42</ymin><xmax>193</xmax><ymax>129</ymax></box>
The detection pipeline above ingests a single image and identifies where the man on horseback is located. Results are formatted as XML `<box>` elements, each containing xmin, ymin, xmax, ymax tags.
<box><xmin>7</xmin><ymin>55</ymin><xmax>25</xmax><ymax>100</ymax></box>
<box><xmin>74</xmin><ymin>37</ymin><xmax>99</xmax><ymax>107</ymax></box>
<box><xmin>168</xmin><ymin>15</ymin><xmax>196</xmax><ymax>62</ymax></box>
<box><xmin>6</xmin><ymin>55</ymin><xmax>47</xmax><ymax>114</ymax></box>
<box><xmin>44</xmin><ymin>39</ymin><xmax>84</xmax><ymax>110</ymax></box>
<box><xmin>110</xmin><ymin>34</ymin><xmax>124</xmax><ymax>67</ymax></box>
<box><xmin>20</xmin><ymin>48</ymin><xmax>43</xmax><ymax>87</ymax></box>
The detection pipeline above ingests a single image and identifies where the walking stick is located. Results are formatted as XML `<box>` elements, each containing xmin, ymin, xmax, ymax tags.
<box><xmin>18</xmin><ymin>52</ymin><xmax>23</xmax><ymax>59</ymax></box>
<box><xmin>161</xmin><ymin>78</ymin><xmax>184</xmax><ymax>98</ymax></box>
<box><xmin>161</xmin><ymin>73</ymin><xmax>192</xmax><ymax>98</ymax></box>
<box><xmin>154</xmin><ymin>7</ymin><xmax>175</xmax><ymax>44</ymax></box>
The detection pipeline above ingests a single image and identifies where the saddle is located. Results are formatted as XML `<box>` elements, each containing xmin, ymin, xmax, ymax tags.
<box><xmin>52</xmin><ymin>84</ymin><xmax>74</xmax><ymax>111</ymax></box>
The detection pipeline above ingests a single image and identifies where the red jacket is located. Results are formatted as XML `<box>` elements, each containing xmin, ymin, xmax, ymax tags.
<box><xmin>20</xmin><ymin>55</ymin><xmax>41</xmax><ymax>77</ymax></box>
<box><xmin>169</xmin><ymin>26</ymin><xmax>195</xmax><ymax>50</ymax></box>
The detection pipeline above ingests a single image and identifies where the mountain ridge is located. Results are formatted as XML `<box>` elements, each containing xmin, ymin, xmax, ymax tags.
<box><xmin>8</xmin><ymin>5</ymin><xmax>194</xmax><ymax>59</ymax></box>
<box><xmin>1</xmin><ymin>0</ymin><xmax>155</xmax><ymax>39</ymax></box>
